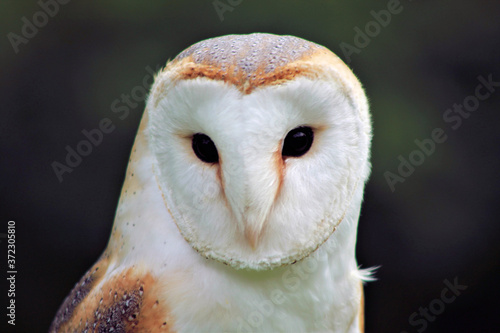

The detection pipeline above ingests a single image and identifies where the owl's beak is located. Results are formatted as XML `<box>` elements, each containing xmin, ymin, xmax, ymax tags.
<box><xmin>220</xmin><ymin>149</ymin><xmax>283</xmax><ymax>249</ymax></box>
<box><xmin>243</xmin><ymin>206</ymin><xmax>271</xmax><ymax>250</ymax></box>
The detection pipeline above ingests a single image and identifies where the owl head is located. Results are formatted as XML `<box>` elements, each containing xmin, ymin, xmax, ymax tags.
<box><xmin>144</xmin><ymin>33</ymin><xmax>371</xmax><ymax>270</ymax></box>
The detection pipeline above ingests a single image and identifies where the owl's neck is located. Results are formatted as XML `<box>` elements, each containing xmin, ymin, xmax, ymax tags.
<box><xmin>103</xmin><ymin>117</ymin><xmax>365</xmax><ymax>332</ymax></box>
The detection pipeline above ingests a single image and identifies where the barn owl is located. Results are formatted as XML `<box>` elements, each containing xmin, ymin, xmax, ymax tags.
<box><xmin>50</xmin><ymin>33</ymin><xmax>372</xmax><ymax>333</ymax></box>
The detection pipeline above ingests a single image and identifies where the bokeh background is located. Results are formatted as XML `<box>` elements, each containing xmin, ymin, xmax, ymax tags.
<box><xmin>1</xmin><ymin>1</ymin><xmax>499</xmax><ymax>332</ymax></box>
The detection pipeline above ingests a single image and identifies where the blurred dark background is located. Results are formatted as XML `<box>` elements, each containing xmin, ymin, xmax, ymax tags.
<box><xmin>1</xmin><ymin>1</ymin><xmax>499</xmax><ymax>332</ymax></box>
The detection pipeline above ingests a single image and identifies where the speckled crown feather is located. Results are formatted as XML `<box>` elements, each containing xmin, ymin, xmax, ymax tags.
<box><xmin>164</xmin><ymin>33</ymin><xmax>336</xmax><ymax>94</ymax></box>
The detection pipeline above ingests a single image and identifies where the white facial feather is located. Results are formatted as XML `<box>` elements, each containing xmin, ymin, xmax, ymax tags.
<box><xmin>147</xmin><ymin>64</ymin><xmax>370</xmax><ymax>270</ymax></box>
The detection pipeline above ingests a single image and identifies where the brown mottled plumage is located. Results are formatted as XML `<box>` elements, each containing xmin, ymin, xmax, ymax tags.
<box><xmin>50</xmin><ymin>254</ymin><xmax>172</xmax><ymax>332</ymax></box>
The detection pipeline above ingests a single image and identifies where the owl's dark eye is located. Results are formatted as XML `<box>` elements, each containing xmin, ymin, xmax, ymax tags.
<box><xmin>282</xmin><ymin>126</ymin><xmax>314</xmax><ymax>157</ymax></box>
<box><xmin>192</xmin><ymin>133</ymin><xmax>219</xmax><ymax>163</ymax></box>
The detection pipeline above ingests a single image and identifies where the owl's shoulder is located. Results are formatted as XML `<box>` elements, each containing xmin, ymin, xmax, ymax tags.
<box><xmin>50</xmin><ymin>255</ymin><xmax>173</xmax><ymax>332</ymax></box>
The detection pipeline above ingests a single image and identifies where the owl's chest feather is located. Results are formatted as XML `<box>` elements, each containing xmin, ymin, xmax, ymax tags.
<box><xmin>51</xmin><ymin>250</ymin><xmax>362</xmax><ymax>333</ymax></box>
<box><xmin>161</xmin><ymin>249</ymin><xmax>363</xmax><ymax>332</ymax></box>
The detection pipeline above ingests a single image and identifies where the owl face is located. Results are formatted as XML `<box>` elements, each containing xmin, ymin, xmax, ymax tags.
<box><xmin>146</xmin><ymin>34</ymin><xmax>371</xmax><ymax>270</ymax></box>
